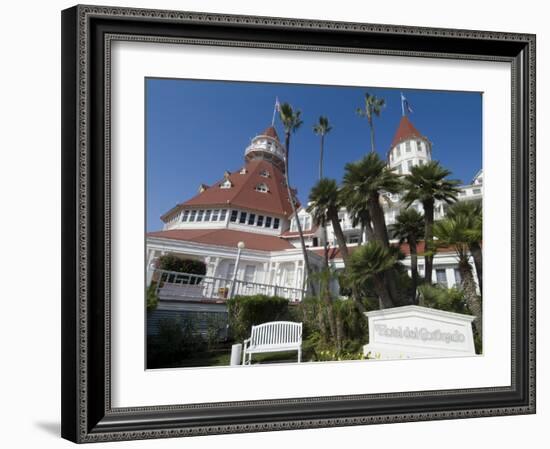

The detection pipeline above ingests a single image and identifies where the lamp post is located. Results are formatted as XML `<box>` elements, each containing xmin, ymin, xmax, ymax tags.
<box><xmin>228</xmin><ymin>241</ymin><xmax>245</xmax><ymax>299</ymax></box>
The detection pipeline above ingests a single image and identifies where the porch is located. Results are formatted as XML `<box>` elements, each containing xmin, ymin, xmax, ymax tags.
<box><xmin>153</xmin><ymin>269</ymin><xmax>306</xmax><ymax>303</ymax></box>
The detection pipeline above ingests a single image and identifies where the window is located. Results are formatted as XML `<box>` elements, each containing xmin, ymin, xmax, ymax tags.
<box><xmin>416</xmin><ymin>140</ymin><xmax>423</xmax><ymax>151</ymax></box>
<box><xmin>182</xmin><ymin>210</ymin><xmax>190</xmax><ymax>222</ymax></box>
<box><xmin>407</xmin><ymin>160</ymin><xmax>413</xmax><ymax>171</ymax></box>
<box><xmin>265</xmin><ymin>216</ymin><xmax>272</xmax><ymax>228</ymax></box>
<box><xmin>239</xmin><ymin>211</ymin><xmax>247</xmax><ymax>224</ymax></box>
<box><xmin>255</xmin><ymin>183</ymin><xmax>269</xmax><ymax>193</ymax></box>
<box><xmin>284</xmin><ymin>266</ymin><xmax>295</xmax><ymax>287</ymax></box>
<box><xmin>304</xmin><ymin>215</ymin><xmax>311</xmax><ymax>230</ymax></box>
<box><xmin>473</xmin><ymin>188</ymin><xmax>481</xmax><ymax>195</ymax></box>
<box><xmin>204</xmin><ymin>209</ymin><xmax>212</xmax><ymax>221</ymax></box>
<box><xmin>396</xmin><ymin>165</ymin><xmax>402</xmax><ymax>174</ymax></box>
<box><xmin>418</xmin><ymin>159</ymin><xmax>424</xmax><ymax>166</ymax></box>
<box><xmin>220</xmin><ymin>179</ymin><xmax>232</xmax><ymax>189</ymax></box>
<box><xmin>259</xmin><ymin>169</ymin><xmax>270</xmax><ymax>178</ymax></box>
<box><xmin>230</xmin><ymin>210</ymin><xmax>238</xmax><ymax>222</ymax></box>
<box><xmin>290</xmin><ymin>219</ymin><xmax>297</xmax><ymax>232</ymax></box>
<box><xmin>189</xmin><ymin>210</ymin><xmax>197</xmax><ymax>222</ymax></box>
<box><xmin>244</xmin><ymin>265</ymin><xmax>256</xmax><ymax>283</ymax></box>
<box><xmin>436</xmin><ymin>269</ymin><xmax>448</xmax><ymax>286</ymax></box>
<box><xmin>273</xmin><ymin>218</ymin><xmax>280</xmax><ymax>229</ymax></box>
<box><xmin>239</xmin><ymin>167</ymin><xmax>247</xmax><ymax>174</ymax></box>
<box><xmin>257</xmin><ymin>215</ymin><xmax>264</xmax><ymax>226</ymax></box>
<box><xmin>220</xmin><ymin>209</ymin><xmax>227</xmax><ymax>221</ymax></box>
<box><xmin>396</xmin><ymin>146</ymin><xmax>401</xmax><ymax>157</ymax></box>
<box><xmin>248</xmin><ymin>213</ymin><xmax>256</xmax><ymax>225</ymax></box>
<box><xmin>196</xmin><ymin>210</ymin><xmax>204</xmax><ymax>222</ymax></box>
<box><xmin>405</xmin><ymin>141</ymin><xmax>411</xmax><ymax>152</ymax></box>
<box><xmin>454</xmin><ymin>268</ymin><xmax>462</xmax><ymax>287</ymax></box>
<box><xmin>211</xmin><ymin>209</ymin><xmax>219</xmax><ymax>221</ymax></box>
<box><xmin>226</xmin><ymin>263</ymin><xmax>235</xmax><ymax>280</ymax></box>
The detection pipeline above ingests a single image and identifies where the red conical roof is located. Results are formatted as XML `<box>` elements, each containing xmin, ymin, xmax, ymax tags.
<box><xmin>175</xmin><ymin>158</ymin><xmax>297</xmax><ymax>218</ymax></box>
<box><xmin>391</xmin><ymin>116</ymin><xmax>423</xmax><ymax>148</ymax></box>
<box><xmin>261</xmin><ymin>126</ymin><xmax>280</xmax><ymax>141</ymax></box>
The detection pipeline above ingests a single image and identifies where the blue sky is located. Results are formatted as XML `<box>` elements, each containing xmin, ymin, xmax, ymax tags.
<box><xmin>146</xmin><ymin>79</ymin><xmax>482</xmax><ymax>231</ymax></box>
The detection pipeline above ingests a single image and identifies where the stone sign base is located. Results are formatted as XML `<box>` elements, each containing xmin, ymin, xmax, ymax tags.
<box><xmin>363</xmin><ymin>305</ymin><xmax>477</xmax><ymax>360</ymax></box>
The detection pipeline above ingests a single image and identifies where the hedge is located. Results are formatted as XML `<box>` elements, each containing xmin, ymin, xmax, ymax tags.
<box><xmin>158</xmin><ymin>254</ymin><xmax>206</xmax><ymax>275</ymax></box>
<box><xmin>227</xmin><ymin>295</ymin><xmax>291</xmax><ymax>341</ymax></box>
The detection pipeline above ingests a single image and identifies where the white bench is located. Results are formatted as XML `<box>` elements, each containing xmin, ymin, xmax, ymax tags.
<box><xmin>242</xmin><ymin>321</ymin><xmax>302</xmax><ymax>365</ymax></box>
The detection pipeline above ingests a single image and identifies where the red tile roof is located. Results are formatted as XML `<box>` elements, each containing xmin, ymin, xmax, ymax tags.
<box><xmin>148</xmin><ymin>228</ymin><xmax>295</xmax><ymax>252</ymax></box>
<box><xmin>390</xmin><ymin>116</ymin><xmax>424</xmax><ymax>148</ymax></box>
<box><xmin>261</xmin><ymin>126</ymin><xmax>280</xmax><ymax>141</ymax></box>
<box><xmin>312</xmin><ymin>241</ymin><xmax>457</xmax><ymax>260</ymax></box>
<box><xmin>168</xmin><ymin>159</ymin><xmax>297</xmax><ymax>220</ymax></box>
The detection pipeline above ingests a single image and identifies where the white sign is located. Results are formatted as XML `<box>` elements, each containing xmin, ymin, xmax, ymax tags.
<box><xmin>363</xmin><ymin>305</ymin><xmax>476</xmax><ymax>360</ymax></box>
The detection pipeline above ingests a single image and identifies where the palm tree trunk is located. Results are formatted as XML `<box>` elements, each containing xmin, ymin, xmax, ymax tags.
<box><xmin>284</xmin><ymin>133</ymin><xmax>316</xmax><ymax>296</ymax></box>
<box><xmin>367</xmin><ymin>195</ymin><xmax>389</xmax><ymax>246</ymax></box>
<box><xmin>365</xmin><ymin>194</ymin><xmax>399</xmax><ymax>306</ymax></box>
<box><xmin>409</xmin><ymin>237</ymin><xmax>419</xmax><ymax>305</ymax></box>
<box><xmin>459</xmin><ymin>258</ymin><xmax>482</xmax><ymax>342</ymax></box>
<box><xmin>368</xmin><ymin>118</ymin><xmax>375</xmax><ymax>153</ymax></box>
<box><xmin>319</xmin><ymin>134</ymin><xmax>324</xmax><ymax>180</ymax></box>
<box><xmin>329</xmin><ymin>210</ymin><xmax>349</xmax><ymax>263</ymax></box>
<box><xmin>469</xmin><ymin>242</ymin><xmax>482</xmax><ymax>294</ymax></box>
<box><xmin>323</xmin><ymin>225</ymin><xmax>330</xmax><ymax>268</ymax></box>
<box><xmin>373</xmin><ymin>275</ymin><xmax>393</xmax><ymax>309</ymax></box>
<box><xmin>423</xmin><ymin>200</ymin><xmax>435</xmax><ymax>284</ymax></box>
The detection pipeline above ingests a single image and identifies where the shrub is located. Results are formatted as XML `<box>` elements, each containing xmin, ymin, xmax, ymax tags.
<box><xmin>418</xmin><ymin>284</ymin><xmax>469</xmax><ymax>314</ymax></box>
<box><xmin>205</xmin><ymin>314</ymin><xmax>228</xmax><ymax>349</ymax></box>
<box><xmin>147</xmin><ymin>316</ymin><xmax>206</xmax><ymax>368</ymax></box>
<box><xmin>146</xmin><ymin>282</ymin><xmax>159</xmax><ymax>311</ymax></box>
<box><xmin>227</xmin><ymin>295</ymin><xmax>291</xmax><ymax>341</ymax></box>
<box><xmin>158</xmin><ymin>255</ymin><xmax>206</xmax><ymax>276</ymax></box>
<box><xmin>294</xmin><ymin>296</ymin><xmax>369</xmax><ymax>361</ymax></box>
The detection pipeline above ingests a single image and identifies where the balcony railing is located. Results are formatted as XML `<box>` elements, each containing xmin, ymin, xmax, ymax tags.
<box><xmin>153</xmin><ymin>269</ymin><xmax>305</xmax><ymax>303</ymax></box>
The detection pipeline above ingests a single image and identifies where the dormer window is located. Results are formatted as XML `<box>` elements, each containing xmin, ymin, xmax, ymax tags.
<box><xmin>259</xmin><ymin>169</ymin><xmax>270</xmax><ymax>178</ymax></box>
<box><xmin>220</xmin><ymin>179</ymin><xmax>233</xmax><ymax>189</ymax></box>
<box><xmin>239</xmin><ymin>167</ymin><xmax>247</xmax><ymax>174</ymax></box>
<box><xmin>255</xmin><ymin>183</ymin><xmax>269</xmax><ymax>193</ymax></box>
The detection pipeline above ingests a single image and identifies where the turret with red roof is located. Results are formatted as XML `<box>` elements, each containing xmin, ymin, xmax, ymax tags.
<box><xmin>387</xmin><ymin>115</ymin><xmax>432</xmax><ymax>175</ymax></box>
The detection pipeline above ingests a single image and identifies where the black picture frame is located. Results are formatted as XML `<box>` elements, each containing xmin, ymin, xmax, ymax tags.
<box><xmin>61</xmin><ymin>4</ymin><xmax>536</xmax><ymax>443</ymax></box>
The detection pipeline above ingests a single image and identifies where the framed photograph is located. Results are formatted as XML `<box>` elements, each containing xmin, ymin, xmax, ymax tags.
<box><xmin>61</xmin><ymin>4</ymin><xmax>536</xmax><ymax>443</ymax></box>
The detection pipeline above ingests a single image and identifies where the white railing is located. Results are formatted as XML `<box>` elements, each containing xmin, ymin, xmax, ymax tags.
<box><xmin>154</xmin><ymin>269</ymin><xmax>305</xmax><ymax>302</ymax></box>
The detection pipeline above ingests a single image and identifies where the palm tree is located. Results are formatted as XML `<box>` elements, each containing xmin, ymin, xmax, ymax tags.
<box><xmin>313</xmin><ymin>116</ymin><xmax>333</xmax><ymax>265</ymax></box>
<box><xmin>346</xmin><ymin>201</ymin><xmax>374</xmax><ymax>244</ymax></box>
<box><xmin>402</xmin><ymin>161</ymin><xmax>460</xmax><ymax>284</ymax></box>
<box><xmin>278</xmin><ymin>102</ymin><xmax>315</xmax><ymax>295</ymax></box>
<box><xmin>433</xmin><ymin>216</ymin><xmax>482</xmax><ymax>339</ymax></box>
<box><xmin>307</xmin><ymin>179</ymin><xmax>349</xmax><ymax>265</ymax></box>
<box><xmin>342</xmin><ymin>153</ymin><xmax>402</xmax><ymax>247</ymax></box>
<box><xmin>313</xmin><ymin>116</ymin><xmax>332</xmax><ymax>180</ymax></box>
<box><xmin>391</xmin><ymin>208</ymin><xmax>425</xmax><ymax>303</ymax></box>
<box><xmin>356</xmin><ymin>92</ymin><xmax>385</xmax><ymax>153</ymax></box>
<box><xmin>446</xmin><ymin>200</ymin><xmax>483</xmax><ymax>292</ymax></box>
<box><xmin>346</xmin><ymin>241</ymin><xmax>398</xmax><ymax>309</ymax></box>
<box><xmin>342</xmin><ymin>153</ymin><xmax>403</xmax><ymax>306</ymax></box>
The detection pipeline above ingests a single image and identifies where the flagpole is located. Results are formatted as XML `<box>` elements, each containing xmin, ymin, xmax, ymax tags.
<box><xmin>400</xmin><ymin>92</ymin><xmax>405</xmax><ymax>117</ymax></box>
<box><xmin>271</xmin><ymin>97</ymin><xmax>279</xmax><ymax>126</ymax></box>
